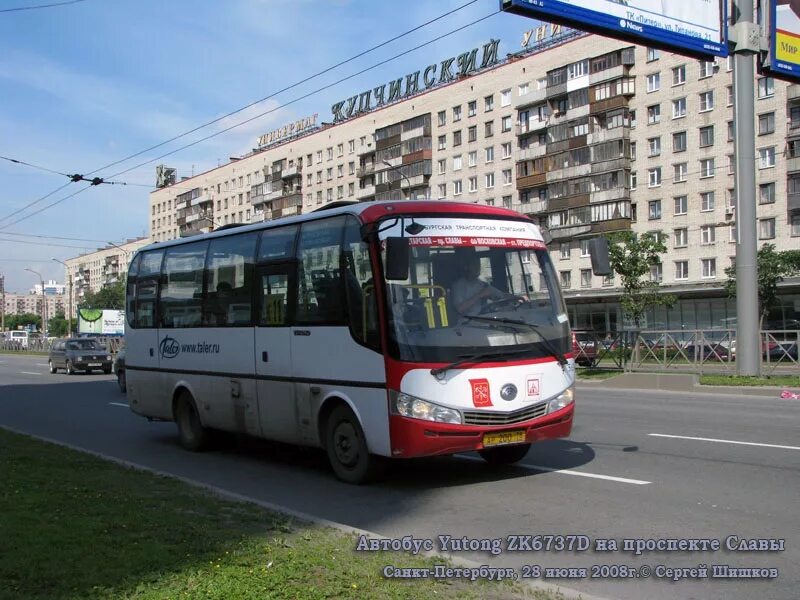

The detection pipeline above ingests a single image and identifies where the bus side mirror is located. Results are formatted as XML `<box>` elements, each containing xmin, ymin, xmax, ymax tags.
<box><xmin>589</xmin><ymin>237</ymin><xmax>612</xmax><ymax>276</ymax></box>
<box><xmin>385</xmin><ymin>237</ymin><xmax>410</xmax><ymax>281</ymax></box>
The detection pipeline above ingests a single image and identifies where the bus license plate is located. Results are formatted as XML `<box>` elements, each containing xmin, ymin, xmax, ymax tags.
<box><xmin>483</xmin><ymin>430</ymin><xmax>526</xmax><ymax>447</ymax></box>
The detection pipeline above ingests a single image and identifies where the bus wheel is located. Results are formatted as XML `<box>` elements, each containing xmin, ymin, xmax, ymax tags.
<box><xmin>325</xmin><ymin>404</ymin><xmax>383</xmax><ymax>484</ymax></box>
<box><xmin>478</xmin><ymin>443</ymin><xmax>531</xmax><ymax>466</ymax></box>
<box><xmin>174</xmin><ymin>392</ymin><xmax>210</xmax><ymax>452</ymax></box>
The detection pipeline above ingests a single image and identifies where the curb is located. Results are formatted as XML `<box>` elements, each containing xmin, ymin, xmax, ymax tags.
<box><xmin>576</xmin><ymin>372</ymin><xmax>794</xmax><ymax>398</ymax></box>
<box><xmin>0</xmin><ymin>424</ymin><xmax>611</xmax><ymax>600</ymax></box>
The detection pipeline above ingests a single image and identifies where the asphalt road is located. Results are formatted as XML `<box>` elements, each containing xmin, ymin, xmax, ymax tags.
<box><xmin>1</xmin><ymin>352</ymin><xmax>798</xmax><ymax>600</ymax></box>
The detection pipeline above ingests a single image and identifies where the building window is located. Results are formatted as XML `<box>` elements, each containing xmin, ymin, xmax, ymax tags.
<box><xmin>700</xmin><ymin>225</ymin><xmax>716</xmax><ymax>245</ymax></box>
<box><xmin>648</xmin><ymin>136</ymin><xmax>661</xmax><ymax>157</ymax></box>
<box><xmin>728</xmin><ymin>154</ymin><xmax>735</xmax><ymax>175</ymax></box>
<box><xmin>728</xmin><ymin>121</ymin><xmax>735</xmax><ymax>142</ymax></box>
<box><xmin>468</xmin><ymin>176</ymin><xmax>477</xmax><ymax>192</ymax></box>
<box><xmin>327</xmin><ymin>167</ymin><xmax>333</xmax><ymax>180</ymax></box>
<box><xmin>337</xmin><ymin>143</ymin><xmax>344</xmax><ymax>157</ymax></box>
<box><xmin>485</xmin><ymin>173</ymin><xmax>495</xmax><ymax>188</ymax></box>
<box><xmin>453</xmin><ymin>180</ymin><xmax>462</xmax><ymax>195</ymax></box>
<box><xmin>674</xmin><ymin>163</ymin><xmax>688</xmax><ymax>183</ymax></box>
<box><xmin>673</xmin><ymin>131</ymin><xmax>687</xmax><ymax>152</ymax></box>
<box><xmin>699</xmin><ymin>125</ymin><xmax>714</xmax><ymax>148</ymax></box>
<box><xmin>337</xmin><ymin>165</ymin><xmax>344</xmax><ymax>178</ymax></box>
<box><xmin>674</xmin><ymin>195</ymin><xmax>687</xmax><ymax>215</ymax></box>
<box><xmin>699</xmin><ymin>91</ymin><xmax>714</xmax><ymax>112</ymax></box>
<box><xmin>791</xmin><ymin>214</ymin><xmax>800</xmax><ymax>236</ymax></box>
<box><xmin>485</xmin><ymin>94</ymin><xmax>494</xmax><ymax>111</ymax></box>
<box><xmin>757</xmin><ymin>77</ymin><xmax>775</xmax><ymax>98</ymax></box>
<box><xmin>630</xmin><ymin>141</ymin><xmax>637</xmax><ymax>160</ymax></box>
<box><xmin>699</xmin><ymin>59</ymin><xmax>715</xmax><ymax>78</ymax></box>
<box><xmin>580</xmin><ymin>239</ymin><xmax>591</xmax><ymax>257</ymax></box>
<box><xmin>468</xmin><ymin>125</ymin><xmax>477</xmax><ymax>143</ymax></box>
<box><xmin>759</xmin><ymin>182</ymin><xmax>775</xmax><ymax>204</ymax></box>
<box><xmin>453</xmin><ymin>105</ymin><xmax>462</xmax><ymax>121</ymax></box>
<box><xmin>791</xmin><ymin>106</ymin><xmax>800</xmax><ymax>129</ymax></box>
<box><xmin>501</xmin><ymin>142</ymin><xmax>512</xmax><ymax>159</ymax></box>
<box><xmin>560</xmin><ymin>243</ymin><xmax>571</xmax><ymax>260</ymax></box>
<box><xmin>675</xmin><ymin>260</ymin><xmax>689</xmax><ymax>280</ymax></box>
<box><xmin>759</xmin><ymin>218</ymin><xmax>776</xmax><ymax>239</ymax></box>
<box><xmin>701</xmin><ymin>258</ymin><xmax>717</xmax><ymax>279</ymax></box>
<box><xmin>438</xmin><ymin>110</ymin><xmax>446</xmax><ymax>127</ymax></box>
<box><xmin>502</xmin><ymin>169</ymin><xmax>513</xmax><ymax>185</ymax></box>
<box><xmin>468</xmin><ymin>150</ymin><xmax>477</xmax><ymax>167</ymax></box>
<box><xmin>758</xmin><ymin>146</ymin><xmax>776</xmax><ymax>169</ymax></box>
<box><xmin>453</xmin><ymin>130</ymin><xmax>462</xmax><ymax>146</ymax></box>
<box><xmin>518</xmin><ymin>83</ymin><xmax>529</xmax><ymax>96</ymax></box>
<box><xmin>501</xmin><ymin>116</ymin><xmax>512</xmax><ymax>133</ymax></box>
<box><xmin>647</xmin><ymin>104</ymin><xmax>661</xmax><ymax>124</ymax></box>
<box><xmin>672</xmin><ymin>65</ymin><xmax>686</xmax><ymax>85</ymax></box>
<box><xmin>674</xmin><ymin>228</ymin><xmax>688</xmax><ymax>248</ymax></box>
<box><xmin>648</xmin><ymin>168</ymin><xmax>662</xmax><ymax>188</ymax></box>
<box><xmin>789</xmin><ymin>139</ymin><xmax>800</xmax><ymax>158</ymax></box>
<box><xmin>485</xmin><ymin>146</ymin><xmax>494</xmax><ymax>162</ymax></box>
<box><xmin>672</xmin><ymin>97</ymin><xmax>687</xmax><ymax>119</ymax></box>
<box><xmin>500</xmin><ymin>89</ymin><xmax>511</xmax><ymax>107</ymax></box>
<box><xmin>453</xmin><ymin>155</ymin><xmax>462</xmax><ymax>171</ymax></box>
<box><xmin>701</xmin><ymin>191</ymin><xmax>715</xmax><ymax>211</ymax></box>
<box><xmin>485</xmin><ymin>121</ymin><xmax>494</xmax><ymax>137</ymax></box>
<box><xmin>348</xmin><ymin>182</ymin><xmax>354</xmax><ymax>197</ymax></box>
<box><xmin>650</xmin><ymin>263</ymin><xmax>663</xmax><ymax>282</ymax></box>
<box><xmin>580</xmin><ymin>269</ymin><xmax>592</xmax><ymax>288</ymax></box>
<box><xmin>758</xmin><ymin>112</ymin><xmax>775</xmax><ymax>135</ymax></box>
<box><xmin>647</xmin><ymin>47</ymin><xmax>660</xmax><ymax>62</ymax></box>
<box><xmin>630</xmin><ymin>171</ymin><xmax>637</xmax><ymax>189</ymax></box>
<box><xmin>438</xmin><ymin>135</ymin><xmax>446</xmax><ymax>150</ymax></box>
<box><xmin>560</xmin><ymin>271</ymin><xmax>572</xmax><ymax>289</ymax></box>
<box><xmin>647</xmin><ymin>72</ymin><xmax>661</xmax><ymax>92</ymax></box>
<box><xmin>468</xmin><ymin>100</ymin><xmax>477</xmax><ymax>117</ymax></box>
<box><xmin>700</xmin><ymin>158</ymin><xmax>715</xmax><ymax>178</ymax></box>
<box><xmin>438</xmin><ymin>183</ymin><xmax>446</xmax><ymax>199</ymax></box>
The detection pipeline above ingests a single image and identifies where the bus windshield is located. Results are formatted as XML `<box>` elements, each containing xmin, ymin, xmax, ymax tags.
<box><xmin>379</xmin><ymin>216</ymin><xmax>569</xmax><ymax>364</ymax></box>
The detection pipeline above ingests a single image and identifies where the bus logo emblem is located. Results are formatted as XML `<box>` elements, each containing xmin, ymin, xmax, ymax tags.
<box><xmin>527</xmin><ymin>377</ymin><xmax>541</xmax><ymax>401</ymax></box>
<box><xmin>469</xmin><ymin>378</ymin><xmax>492</xmax><ymax>408</ymax></box>
<box><xmin>159</xmin><ymin>336</ymin><xmax>180</xmax><ymax>359</ymax></box>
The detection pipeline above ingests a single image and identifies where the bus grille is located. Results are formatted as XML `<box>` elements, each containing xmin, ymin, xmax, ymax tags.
<box><xmin>462</xmin><ymin>402</ymin><xmax>548</xmax><ymax>426</ymax></box>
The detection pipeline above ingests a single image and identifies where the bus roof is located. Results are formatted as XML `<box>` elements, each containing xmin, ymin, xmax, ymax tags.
<box><xmin>135</xmin><ymin>200</ymin><xmax>533</xmax><ymax>255</ymax></box>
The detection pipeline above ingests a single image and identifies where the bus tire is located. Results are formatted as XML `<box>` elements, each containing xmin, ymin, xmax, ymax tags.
<box><xmin>324</xmin><ymin>404</ymin><xmax>383</xmax><ymax>484</ymax></box>
<box><xmin>174</xmin><ymin>392</ymin><xmax>211</xmax><ymax>452</ymax></box>
<box><xmin>478</xmin><ymin>443</ymin><xmax>531</xmax><ymax>466</ymax></box>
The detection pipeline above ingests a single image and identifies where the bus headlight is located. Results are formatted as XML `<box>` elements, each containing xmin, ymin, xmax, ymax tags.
<box><xmin>392</xmin><ymin>392</ymin><xmax>462</xmax><ymax>425</ymax></box>
<box><xmin>548</xmin><ymin>387</ymin><xmax>574</xmax><ymax>414</ymax></box>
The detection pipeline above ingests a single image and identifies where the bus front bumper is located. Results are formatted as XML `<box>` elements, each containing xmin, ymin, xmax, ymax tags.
<box><xmin>388</xmin><ymin>403</ymin><xmax>574</xmax><ymax>459</ymax></box>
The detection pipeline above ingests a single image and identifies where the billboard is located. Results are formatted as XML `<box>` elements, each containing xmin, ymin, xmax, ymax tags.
<box><xmin>78</xmin><ymin>309</ymin><xmax>125</xmax><ymax>336</ymax></box>
<box><xmin>767</xmin><ymin>0</ymin><xmax>800</xmax><ymax>79</ymax></box>
<box><xmin>501</xmin><ymin>0</ymin><xmax>728</xmax><ymax>58</ymax></box>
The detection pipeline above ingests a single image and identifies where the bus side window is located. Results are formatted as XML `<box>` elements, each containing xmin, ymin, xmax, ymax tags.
<box><xmin>295</xmin><ymin>217</ymin><xmax>346</xmax><ymax>325</ymax></box>
<box><xmin>135</xmin><ymin>250</ymin><xmax>164</xmax><ymax>329</ymax></box>
<box><xmin>342</xmin><ymin>216</ymin><xmax>379</xmax><ymax>349</ymax></box>
<box><xmin>204</xmin><ymin>232</ymin><xmax>258</xmax><ymax>327</ymax></box>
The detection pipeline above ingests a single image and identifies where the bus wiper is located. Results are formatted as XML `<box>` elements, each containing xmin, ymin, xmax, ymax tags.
<box><xmin>460</xmin><ymin>315</ymin><xmax>569</xmax><ymax>367</ymax></box>
<box><xmin>430</xmin><ymin>351</ymin><xmax>513</xmax><ymax>378</ymax></box>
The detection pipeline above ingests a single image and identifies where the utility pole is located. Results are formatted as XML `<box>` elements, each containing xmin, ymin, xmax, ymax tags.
<box><xmin>25</xmin><ymin>268</ymin><xmax>45</xmax><ymax>335</ymax></box>
<box><xmin>0</xmin><ymin>273</ymin><xmax>5</xmax><ymax>333</ymax></box>
<box><xmin>52</xmin><ymin>259</ymin><xmax>72</xmax><ymax>336</ymax></box>
<box><xmin>731</xmin><ymin>0</ymin><xmax>761</xmax><ymax>376</ymax></box>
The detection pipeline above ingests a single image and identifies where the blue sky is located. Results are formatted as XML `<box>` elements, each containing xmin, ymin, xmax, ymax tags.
<box><xmin>0</xmin><ymin>0</ymin><xmax>542</xmax><ymax>293</ymax></box>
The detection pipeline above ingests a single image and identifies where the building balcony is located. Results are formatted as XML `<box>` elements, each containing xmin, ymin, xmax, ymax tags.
<box><xmin>587</xmin><ymin>127</ymin><xmax>630</xmax><ymax>144</ymax></box>
<box><xmin>515</xmin><ymin>87</ymin><xmax>547</xmax><ymax>109</ymax></box>
<box><xmin>516</xmin><ymin>119</ymin><xmax>548</xmax><ymax>136</ymax></box>
<box><xmin>185</xmin><ymin>211</ymin><xmax>212</xmax><ymax>224</ymax></box>
<box><xmin>589</xmin><ymin>64</ymin><xmax>626</xmax><ymax>86</ymax></box>
<box><xmin>787</xmin><ymin>156</ymin><xmax>800</xmax><ymax>174</ymax></box>
<box><xmin>272</xmin><ymin>205</ymin><xmax>299</xmax><ymax>219</ymax></box>
<box><xmin>357</xmin><ymin>143</ymin><xmax>375</xmax><ymax>157</ymax></box>
<box><xmin>190</xmin><ymin>194</ymin><xmax>213</xmax><ymax>207</ymax></box>
<box><xmin>400</xmin><ymin>124</ymin><xmax>431</xmax><ymax>141</ymax></box>
<box><xmin>549</xmin><ymin>224</ymin><xmax>592</xmax><ymax>240</ymax></box>
<box><xmin>788</xmin><ymin>84</ymin><xmax>800</xmax><ymax>100</ymax></box>
<box><xmin>281</xmin><ymin>164</ymin><xmax>301</xmax><ymax>179</ymax></box>
<box><xmin>789</xmin><ymin>192</ymin><xmax>800</xmax><ymax>212</ymax></box>
<box><xmin>356</xmin><ymin>184</ymin><xmax>375</xmax><ymax>200</ymax></box>
<box><xmin>356</xmin><ymin>163</ymin><xmax>375</xmax><ymax>178</ymax></box>
<box><xmin>517</xmin><ymin>173</ymin><xmax>547</xmax><ymax>189</ymax></box>
<box><xmin>516</xmin><ymin>146</ymin><xmax>547</xmax><ymax>161</ymax></box>
<box><xmin>590</xmin><ymin>95</ymin><xmax>629</xmax><ymax>114</ymax></box>
<box><xmin>590</xmin><ymin>217</ymin><xmax>631</xmax><ymax>234</ymax></box>
<box><xmin>510</xmin><ymin>200</ymin><xmax>546</xmax><ymax>215</ymax></box>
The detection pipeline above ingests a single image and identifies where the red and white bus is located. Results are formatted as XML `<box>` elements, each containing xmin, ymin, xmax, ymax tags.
<box><xmin>124</xmin><ymin>200</ymin><xmax>577</xmax><ymax>483</ymax></box>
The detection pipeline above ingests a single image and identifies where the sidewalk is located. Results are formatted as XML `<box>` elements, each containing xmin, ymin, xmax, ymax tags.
<box><xmin>576</xmin><ymin>372</ymin><xmax>793</xmax><ymax>397</ymax></box>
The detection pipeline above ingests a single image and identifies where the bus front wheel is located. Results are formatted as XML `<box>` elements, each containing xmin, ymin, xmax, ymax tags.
<box><xmin>324</xmin><ymin>404</ymin><xmax>383</xmax><ymax>484</ymax></box>
<box><xmin>478</xmin><ymin>443</ymin><xmax>531</xmax><ymax>466</ymax></box>
<box><xmin>174</xmin><ymin>392</ymin><xmax>211</xmax><ymax>452</ymax></box>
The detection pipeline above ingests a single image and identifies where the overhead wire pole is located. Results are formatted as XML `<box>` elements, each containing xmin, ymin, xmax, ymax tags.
<box><xmin>731</xmin><ymin>0</ymin><xmax>762</xmax><ymax>376</ymax></box>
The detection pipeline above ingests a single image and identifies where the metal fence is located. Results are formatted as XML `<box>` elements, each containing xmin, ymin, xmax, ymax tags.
<box><xmin>572</xmin><ymin>329</ymin><xmax>799</xmax><ymax>375</ymax></box>
<box><xmin>0</xmin><ymin>336</ymin><xmax>124</xmax><ymax>355</ymax></box>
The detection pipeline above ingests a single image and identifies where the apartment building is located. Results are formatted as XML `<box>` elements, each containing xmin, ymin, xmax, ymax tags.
<box><xmin>2</xmin><ymin>292</ymin><xmax>65</xmax><ymax>320</ymax></box>
<box><xmin>62</xmin><ymin>237</ymin><xmax>150</xmax><ymax>317</ymax></box>
<box><xmin>148</xmin><ymin>31</ymin><xmax>800</xmax><ymax>332</ymax></box>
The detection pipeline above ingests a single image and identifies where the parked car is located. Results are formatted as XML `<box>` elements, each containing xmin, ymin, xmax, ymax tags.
<box><xmin>48</xmin><ymin>338</ymin><xmax>113</xmax><ymax>375</ymax></box>
<box><xmin>113</xmin><ymin>347</ymin><xmax>126</xmax><ymax>392</ymax></box>
<box><xmin>683</xmin><ymin>343</ymin><xmax>730</xmax><ymax>362</ymax></box>
<box><xmin>572</xmin><ymin>330</ymin><xmax>599</xmax><ymax>367</ymax></box>
<box><xmin>766</xmin><ymin>342</ymin><xmax>799</xmax><ymax>362</ymax></box>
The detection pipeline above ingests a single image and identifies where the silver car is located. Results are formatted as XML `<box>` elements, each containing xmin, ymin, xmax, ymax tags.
<box><xmin>48</xmin><ymin>338</ymin><xmax>113</xmax><ymax>375</ymax></box>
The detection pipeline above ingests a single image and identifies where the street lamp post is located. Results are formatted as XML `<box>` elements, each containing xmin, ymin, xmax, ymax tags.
<box><xmin>52</xmin><ymin>258</ymin><xmax>72</xmax><ymax>336</ymax></box>
<box><xmin>25</xmin><ymin>268</ymin><xmax>46</xmax><ymax>336</ymax></box>
<box><xmin>382</xmin><ymin>160</ymin><xmax>411</xmax><ymax>200</ymax></box>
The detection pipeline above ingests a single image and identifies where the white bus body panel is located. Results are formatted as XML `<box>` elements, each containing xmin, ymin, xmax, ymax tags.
<box><xmin>127</xmin><ymin>329</ymin><xmax>164</xmax><ymax>418</ymax></box>
<box><xmin>255</xmin><ymin>326</ymin><xmax>296</xmax><ymax>443</ymax></box>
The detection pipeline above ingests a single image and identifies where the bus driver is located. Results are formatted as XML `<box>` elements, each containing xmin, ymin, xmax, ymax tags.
<box><xmin>451</xmin><ymin>253</ymin><xmax>525</xmax><ymax>316</ymax></box>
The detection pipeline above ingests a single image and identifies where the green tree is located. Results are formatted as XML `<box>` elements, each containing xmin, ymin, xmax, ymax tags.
<box><xmin>724</xmin><ymin>244</ymin><xmax>800</xmax><ymax>327</ymax></box>
<box><xmin>607</xmin><ymin>231</ymin><xmax>676</xmax><ymax>329</ymax></box>
<box><xmin>48</xmin><ymin>311</ymin><xmax>69</xmax><ymax>337</ymax></box>
<box><xmin>6</xmin><ymin>313</ymin><xmax>41</xmax><ymax>330</ymax></box>
<box><xmin>78</xmin><ymin>280</ymin><xmax>125</xmax><ymax>310</ymax></box>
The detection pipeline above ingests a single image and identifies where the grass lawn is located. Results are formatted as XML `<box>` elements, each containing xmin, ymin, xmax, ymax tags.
<box><xmin>699</xmin><ymin>375</ymin><xmax>800</xmax><ymax>387</ymax></box>
<box><xmin>575</xmin><ymin>369</ymin><xmax>621</xmax><ymax>381</ymax></box>
<box><xmin>0</xmin><ymin>429</ymin><xmax>565</xmax><ymax>600</ymax></box>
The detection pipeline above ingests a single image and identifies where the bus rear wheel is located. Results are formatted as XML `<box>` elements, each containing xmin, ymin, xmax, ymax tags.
<box><xmin>478</xmin><ymin>443</ymin><xmax>531</xmax><ymax>466</ymax></box>
<box><xmin>325</xmin><ymin>404</ymin><xmax>383</xmax><ymax>484</ymax></box>
<box><xmin>174</xmin><ymin>392</ymin><xmax>211</xmax><ymax>452</ymax></box>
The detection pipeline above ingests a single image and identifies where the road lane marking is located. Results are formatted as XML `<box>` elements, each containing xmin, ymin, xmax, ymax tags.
<box><xmin>109</xmin><ymin>402</ymin><xmax>129</xmax><ymax>408</ymax></box>
<box><xmin>35</xmin><ymin>363</ymin><xmax>48</xmax><ymax>366</ymax></box>
<box><xmin>456</xmin><ymin>454</ymin><xmax>651</xmax><ymax>485</ymax></box>
<box><xmin>20</xmin><ymin>371</ymin><xmax>42</xmax><ymax>375</ymax></box>
<box><xmin>649</xmin><ymin>433</ymin><xmax>800</xmax><ymax>452</ymax></box>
